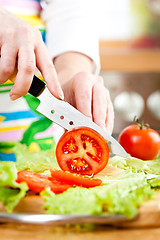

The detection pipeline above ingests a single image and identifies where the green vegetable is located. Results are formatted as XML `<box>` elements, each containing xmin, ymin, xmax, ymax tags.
<box><xmin>108</xmin><ymin>155</ymin><xmax>160</xmax><ymax>175</ymax></box>
<box><xmin>0</xmin><ymin>161</ymin><xmax>28</xmax><ymax>212</ymax></box>
<box><xmin>1</xmin><ymin>141</ymin><xmax>160</xmax><ymax>217</ymax></box>
<box><xmin>13</xmin><ymin>142</ymin><xmax>59</xmax><ymax>172</ymax></box>
<box><xmin>41</xmin><ymin>171</ymin><xmax>153</xmax><ymax>218</ymax></box>
<box><xmin>0</xmin><ymin>139</ymin><xmax>59</xmax><ymax>212</ymax></box>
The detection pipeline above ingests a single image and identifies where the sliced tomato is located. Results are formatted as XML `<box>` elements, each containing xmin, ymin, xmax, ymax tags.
<box><xmin>17</xmin><ymin>170</ymin><xmax>71</xmax><ymax>193</ymax></box>
<box><xmin>56</xmin><ymin>127</ymin><xmax>109</xmax><ymax>176</ymax></box>
<box><xmin>50</xmin><ymin>169</ymin><xmax>102</xmax><ymax>188</ymax></box>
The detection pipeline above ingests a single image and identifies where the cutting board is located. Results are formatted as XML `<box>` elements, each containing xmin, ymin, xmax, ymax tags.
<box><xmin>1</xmin><ymin>166</ymin><xmax>160</xmax><ymax>228</ymax></box>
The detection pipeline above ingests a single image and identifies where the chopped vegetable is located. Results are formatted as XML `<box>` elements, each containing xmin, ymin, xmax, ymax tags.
<box><xmin>17</xmin><ymin>170</ymin><xmax>71</xmax><ymax>193</ymax></box>
<box><xmin>50</xmin><ymin>169</ymin><xmax>102</xmax><ymax>188</ymax></box>
<box><xmin>1</xmin><ymin>141</ymin><xmax>160</xmax><ymax>217</ymax></box>
<box><xmin>56</xmin><ymin>127</ymin><xmax>109</xmax><ymax>175</ymax></box>
<box><xmin>41</xmin><ymin>171</ymin><xmax>153</xmax><ymax>218</ymax></box>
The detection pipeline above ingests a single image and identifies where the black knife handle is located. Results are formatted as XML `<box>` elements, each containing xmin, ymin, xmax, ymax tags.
<box><xmin>28</xmin><ymin>75</ymin><xmax>46</xmax><ymax>97</ymax></box>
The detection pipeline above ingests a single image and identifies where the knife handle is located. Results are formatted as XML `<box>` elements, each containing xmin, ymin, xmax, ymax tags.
<box><xmin>28</xmin><ymin>75</ymin><xmax>46</xmax><ymax>97</ymax></box>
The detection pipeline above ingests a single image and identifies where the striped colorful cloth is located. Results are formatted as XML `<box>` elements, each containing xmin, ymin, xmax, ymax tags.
<box><xmin>0</xmin><ymin>0</ymin><xmax>46</xmax><ymax>41</ymax></box>
<box><xmin>1</xmin><ymin>0</ymin><xmax>42</xmax><ymax>15</ymax></box>
<box><xmin>0</xmin><ymin>0</ymin><xmax>64</xmax><ymax>161</ymax></box>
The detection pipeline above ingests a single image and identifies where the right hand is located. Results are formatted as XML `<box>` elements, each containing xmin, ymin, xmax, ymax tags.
<box><xmin>0</xmin><ymin>7</ymin><xmax>63</xmax><ymax>100</ymax></box>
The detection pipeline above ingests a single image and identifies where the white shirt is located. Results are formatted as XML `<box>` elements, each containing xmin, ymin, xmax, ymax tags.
<box><xmin>41</xmin><ymin>0</ymin><xmax>100</xmax><ymax>74</ymax></box>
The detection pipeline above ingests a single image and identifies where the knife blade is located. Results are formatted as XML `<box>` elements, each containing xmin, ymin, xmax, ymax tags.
<box><xmin>0</xmin><ymin>212</ymin><xmax>130</xmax><ymax>225</ymax></box>
<box><xmin>28</xmin><ymin>76</ymin><xmax>129</xmax><ymax>158</ymax></box>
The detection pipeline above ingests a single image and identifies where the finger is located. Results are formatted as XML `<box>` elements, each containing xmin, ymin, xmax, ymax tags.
<box><xmin>0</xmin><ymin>42</ymin><xmax>17</xmax><ymax>84</ymax></box>
<box><xmin>105</xmin><ymin>89</ymin><xmax>114</xmax><ymax>134</ymax></box>
<box><xmin>10</xmin><ymin>44</ymin><xmax>35</xmax><ymax>100</ymax></box>
<box><xmin>35</xmin><ymin>39</ymin><xmax>64</xmax><ymax>100</ymax></box>
<box><xmin>73</xmin><ymin>72</ymin><xmax>95</xmax><ymax>119</ymax></box>
<box><xmin>92</xmin><ymin>80</ymin><xmax>107</xmax><ymax>130</ymax></box>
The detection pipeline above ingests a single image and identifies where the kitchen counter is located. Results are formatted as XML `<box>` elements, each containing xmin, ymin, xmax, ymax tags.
<box><xmin>100</xmin><ymin>40</ymin><xmax>160</xmax><ymax>72</ymax></box>
<box><xmin>0</xmin><ymin>223</ymin><xmax>160</xmax><ymax>240</ymax></box>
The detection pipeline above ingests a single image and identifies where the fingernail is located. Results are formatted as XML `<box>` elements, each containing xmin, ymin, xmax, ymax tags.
<box><xmin>10</xmin><ymin>94</ymin><xmax>19</xmax><ymax>100</ymax></box>
<box><xmin>88</xmin><ymin>116</ymin><xmax>92</xmax><ymax>120</ymax></box>
<box><xmin>58</xmin><ymin>90</ymin><xmax>64</xmax><ymax>100</ymax></box>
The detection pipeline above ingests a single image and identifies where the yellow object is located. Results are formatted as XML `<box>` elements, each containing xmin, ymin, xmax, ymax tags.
<box><xmin>0</xmin><ymin>116</ymin><xmax>5</xmax><ymax>123</ymax></box>
<box><xmin>45</xmin><ymin>139</ymin><xmax>53</xmax><ymax>144</ymax></box>
<box><xmin>0</xmin><ymin>125</ymin><xmax>28</xmax><ymax>132</ymax></box>
<box><xmin>28</xmin><ymin>142</ymin><xmax>41</xmax><ymax>152</ymax></box>
<box><xmin>15</xmin><ymin>14</ymin><xmax>45</xmax><ymax>27</ymax></box>
<box><xmin>1</xmin><ymin>80</ymin><xmax>13</xmax><ymax>85</ymax></box>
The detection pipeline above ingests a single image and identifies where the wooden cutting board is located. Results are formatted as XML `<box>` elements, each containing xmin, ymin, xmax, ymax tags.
<box><xmin>1</xmin><ymin>166</ymin><xmax>160</xmax><ymax>228</ymax></box>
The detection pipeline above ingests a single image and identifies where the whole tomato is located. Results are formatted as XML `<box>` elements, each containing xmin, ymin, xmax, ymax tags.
<box><xmin>118</xmin><ymin>120</ymin><xmax>160</xmax><ymax>160</ymax></box>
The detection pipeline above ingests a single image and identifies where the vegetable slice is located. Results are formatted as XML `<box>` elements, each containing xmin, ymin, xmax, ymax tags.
<box><xmin>56</xmin><ymin>127</ymin><xmax>109</xmax><ymax>175</ymax></box>
<box><xmin>17</xmin><ymin>170</ymin><xmax>71</xmax><ymax>193</ymax></box>
<box><xmin>50</xmin><ymin>169</ymin><xmax>102</xmax><ymax>188</ymax></box>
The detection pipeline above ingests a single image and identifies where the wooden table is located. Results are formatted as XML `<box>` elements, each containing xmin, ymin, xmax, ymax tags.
<box><xmin>1</xmin><ymin>223</ymin><xmax>160</xmax><ymax>240</ymax></box>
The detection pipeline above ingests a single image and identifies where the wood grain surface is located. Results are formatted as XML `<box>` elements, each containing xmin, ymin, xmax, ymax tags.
<box><xmin>1</xmin><ymin>222</ymin><xmax>160</xmax><ymax>240</ymax></box>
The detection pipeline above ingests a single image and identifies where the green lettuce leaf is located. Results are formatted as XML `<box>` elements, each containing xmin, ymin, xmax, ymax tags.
<box><xmin>13</xmin><ymin>142</ymin><xmax>59</xmax><ymax>172</ymax></box>
<box><xmin>108</xmin><ymin>155</ymin><xmax>160</xmax><ymax>175</ymax></box>
<box><xmin>0</xmin><ymin>161</ymin><xmax>28</xmax><ymax>212</ymax></box>
<box><xmin>41</xmin><ymin>171</ymin><xmax>153</xmax><ymax>218</ymax></box>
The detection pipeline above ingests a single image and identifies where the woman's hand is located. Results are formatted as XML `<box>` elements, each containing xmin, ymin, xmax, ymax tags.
<box><xmin>61</xmin><ymin>71</ymin><xmax>114</xmax><ymax>134</ymax></box>
<box><xmin>0</xmin><ymin>7</ymin><xmax>63</xmax><ymax>100</ymax></box>
<box><xmin>54</xmin><ymin>52</ymin><xmax>114</xmax><ymax>134</ymax></box>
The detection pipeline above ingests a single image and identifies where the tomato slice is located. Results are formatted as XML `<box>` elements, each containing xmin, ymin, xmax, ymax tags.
<box><xmin>17</xmin><ymin>170</ymin><xmax>71</xmax><ymax>193</ymax></box>
<box><xmin>50</xmin><ymin>169</ymin><xmax>102</xmax><ymax>188</ymax></box>
<box><xmin>56</xmin><ymin>127</ymin><xmax>109</xmax><ymax>176</ymax></box>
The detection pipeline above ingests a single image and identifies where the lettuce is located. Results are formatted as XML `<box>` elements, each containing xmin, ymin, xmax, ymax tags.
<box><xmin>108</xmin><ymin>155</ymin><xmax>160</xmax><ymax>175</ymax></box>
<box><xmin>0</xmin><ymin>161</ymin><xmax>28</xmax><ymax>212</ymax></box>
<box><xmin>41</xmin><ymin>171</ymin><xmax>153</xmax><ymax>218</ymax></box>
<box><xmin>1</xmin><ymin>141</ymin><xmax>159</xmax><ymax>217</ymax></box>
<box><xmin>13</xmin><ymin>142</ymin><xmax>59</xmax><ymax>172</ymax></box>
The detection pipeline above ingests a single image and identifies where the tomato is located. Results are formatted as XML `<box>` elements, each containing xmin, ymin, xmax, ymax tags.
<box><xmin>17</xmin><ymin>170</ymin><xmax>71</xmax><ymax>193</ymax></box>
<box><xmin>50</xmin><ymin>169</ymin><xmax>102</xmax><ymax>188</ymax></box>
<box><xmin>118</xmin><ymin>124</ymin><xmax>160</xmax><ymax>160</ymax></box>
<box><xmin>131</xmin><ymin>36</ymin><xmax>159</xmax><ymax>48</ymax></box>
<box><xmin>56</xmin><ymin>127</ymin><xmax>109</xmax><ymax>176</ymax></box>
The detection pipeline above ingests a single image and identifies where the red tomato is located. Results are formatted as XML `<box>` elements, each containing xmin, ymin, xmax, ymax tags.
<box><xmin>118</xmin><ymin>124</ymin><xmax>160</xmax><ymax>160</ymax></box>
<box><xmin>17</xmin><ymin>170</ymin><xmax>71</xmax><ymax>193</ymax></box>
<box><xmin>131</xmin><ymin>36</ymin><xmax>159</xmax><ymax>48</ymax></box>
<box><xmin>56</xmin><ymin>127</ymin><xmax>109</xmax><ymax>176</ymax></box>
<box><xmin>50</xmin><ymin>169</ymin><xmax>102</xmax><ymax>188</ymax></box>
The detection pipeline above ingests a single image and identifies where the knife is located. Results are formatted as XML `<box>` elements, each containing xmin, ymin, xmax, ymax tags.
<box><xmin>28</xmin><ymin>76</ymin><xmax>129</xmax><ymax>158</ymax></box>
<box><xmin>0</xmin><ymin>212</ymin><xmax>130</xmax><ymax>225</ymax></box>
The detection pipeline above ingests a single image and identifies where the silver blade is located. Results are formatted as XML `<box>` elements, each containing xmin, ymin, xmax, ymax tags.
<box><xmin>36</xmin><ymin>88</ymin><xmax>129</xmax><ymax>158</ymax></box>
<box><xmin>0</xmin><ymin>213</ymin><xmax>130</xmax><ymax>225</ymax></box>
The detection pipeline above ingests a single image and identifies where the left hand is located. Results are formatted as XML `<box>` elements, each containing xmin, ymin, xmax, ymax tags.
<box><xmin>61</xmin><ymin>71</ymin><xmax>114</xmax><ymax>134</ymax></box>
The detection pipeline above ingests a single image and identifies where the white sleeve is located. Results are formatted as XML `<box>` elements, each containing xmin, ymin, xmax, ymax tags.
<box><xmin>41</xmin><ymin>0</ymin><xmax>100</xmax><ymax>74</ymax></box>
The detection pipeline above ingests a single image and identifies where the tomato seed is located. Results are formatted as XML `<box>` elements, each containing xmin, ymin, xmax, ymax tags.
<box><xmin>86</xmin><ymin>152</ymin><xmax>101</xmax><ymax>163</ymax></box>
<box><xmin>83</xmin><ymin>143</ymin><xmax>86</xmax><ymax>149</ymax></box>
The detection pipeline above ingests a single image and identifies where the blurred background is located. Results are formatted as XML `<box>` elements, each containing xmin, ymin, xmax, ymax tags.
<box><xmin>98</xmin><ymin>0</ymin><xmax>160</xmax><ymax>137</ymax></box>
